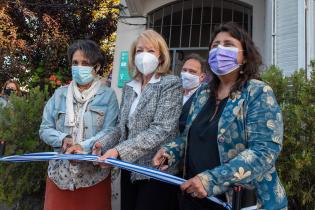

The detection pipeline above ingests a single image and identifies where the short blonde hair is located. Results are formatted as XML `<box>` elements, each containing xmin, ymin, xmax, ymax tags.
<box><xmin>128</xmin><ymin>29</ymin><xmax>171</xmax><ymax>80</ymax></box>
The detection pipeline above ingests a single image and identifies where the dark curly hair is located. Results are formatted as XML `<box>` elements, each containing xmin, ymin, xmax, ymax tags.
<box><xmin>208</xmin><ymin>22</ymin><xmax>262</xmax><ymax>98</ymax></box>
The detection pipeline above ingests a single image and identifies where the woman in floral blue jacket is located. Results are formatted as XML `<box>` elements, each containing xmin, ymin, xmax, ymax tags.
<box><xmin>153</xmin><ymin>22</ymin><xmax>288</xmax><ymax>210</ymax></box>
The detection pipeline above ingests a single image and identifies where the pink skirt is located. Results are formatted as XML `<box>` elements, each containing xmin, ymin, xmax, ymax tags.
<box><xmin>44</xmin><ymin>176</ymin><xmax>111</xmax><ymax>210</ymax></box>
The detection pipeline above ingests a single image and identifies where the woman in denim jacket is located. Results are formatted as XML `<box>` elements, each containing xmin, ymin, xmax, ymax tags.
<box><xmin>39</xmin><ymin>40</ymin><xmax>119</xmax><ymax>210</ymax></box>
<box><xmin>153</xmin><ymin>23</ymin><xmax>288</xmax><ymax>210</ymax></box>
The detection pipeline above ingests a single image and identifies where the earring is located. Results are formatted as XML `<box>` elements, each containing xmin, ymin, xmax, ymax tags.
<box><xmin>240</xmin><ymin>70</ymin><xmax>244</xmax><ymax>74</ymax></box>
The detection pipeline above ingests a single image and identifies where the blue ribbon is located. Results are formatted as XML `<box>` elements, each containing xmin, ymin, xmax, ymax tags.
<box><xmin>1</xmin><ymin>152</ymin><xmax>232</xmax><ymax>210</ymax></box>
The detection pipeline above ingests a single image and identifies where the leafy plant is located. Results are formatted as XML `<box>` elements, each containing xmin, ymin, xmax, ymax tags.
<box><xmin>0</xmin><ymin>0</ymin><xmax>120</xmax><ymax>90</ymax></box>
<box><xmin>262</xmin><ymin>65</ymin><xmax>315</xmax><ymax>210</ymax></box>
<box><xmin>0</xmin><ymin>87</ymin><xmax>50</xmax><ymax>209</ymax></box>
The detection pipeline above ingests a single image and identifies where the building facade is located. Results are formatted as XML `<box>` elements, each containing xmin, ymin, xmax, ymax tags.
<box><xmin>111</xmin><ymin>0</ymin><xmax>315</xmax><ymax>101</ymax></box>
<box><xmin>110</xmin><ymin>1</ymin><xmax>314</xmax><ymax>209</ymax></box>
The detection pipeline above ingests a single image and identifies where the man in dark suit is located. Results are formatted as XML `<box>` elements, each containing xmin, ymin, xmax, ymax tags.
<box><xmin>179</xmin><ymin>54</ymin><xmax>208</xmax><ymax>133</ymax></box>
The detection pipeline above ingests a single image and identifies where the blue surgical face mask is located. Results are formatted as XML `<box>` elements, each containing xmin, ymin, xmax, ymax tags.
<box><xmin>71</xmin><ymin>66</ymin><xmax>95</xmax><ymax>85</ymax></box>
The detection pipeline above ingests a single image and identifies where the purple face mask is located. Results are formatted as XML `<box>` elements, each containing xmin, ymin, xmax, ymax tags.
<box><xmin>208</xmin><ymin>45</ymin><xmax>240</xmax><ymax>76</ymax></box>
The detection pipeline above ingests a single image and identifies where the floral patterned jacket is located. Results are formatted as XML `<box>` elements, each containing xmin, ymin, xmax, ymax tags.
<box><xmin>163</xmin><ymin>79</ymin><xmax>288</xmax><ymax>210</ymax></box>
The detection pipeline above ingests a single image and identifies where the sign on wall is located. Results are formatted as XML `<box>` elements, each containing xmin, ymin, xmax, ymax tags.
<box><xmin>118</xmin><ymin>51</ymin><xmax>131</xmax><ymax>88</ymax></box>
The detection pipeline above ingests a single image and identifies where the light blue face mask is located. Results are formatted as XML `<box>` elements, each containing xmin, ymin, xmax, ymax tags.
<box><xmin>71</xmin><ymin>66</ymin><xmax>95</xmax><ymax>85</ymax></box>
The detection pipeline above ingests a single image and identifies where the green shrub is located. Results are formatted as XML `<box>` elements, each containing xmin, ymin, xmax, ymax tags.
<box><xmin>262</xmin><ymin>65</ymin><xmax>315</xmax><ymax>210</ymax></box>
<box><xmin>0</xmin><ymin>87</ymin><xmax>50</xmax><ymax>210</ymax></box>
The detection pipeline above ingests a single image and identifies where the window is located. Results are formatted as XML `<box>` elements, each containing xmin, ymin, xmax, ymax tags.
<box><xmin>147</xmin><ymin>0</ymin><xmax>253</xmax><ymax>48</ymax></box>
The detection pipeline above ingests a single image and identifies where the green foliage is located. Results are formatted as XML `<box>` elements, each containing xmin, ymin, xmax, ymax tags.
<box><xmin>0</xmin><ymin>87</ymin><xmax>50</xmax><ymax>209</ymax></box>
<box><xmin>261</xmin><ymin>65</ymin><xmax>288</xmax><ymax>103</ymax></box>
<box><xmin>262</xmin><ymin>65</ymin><xmax>315</xmax><ymax>210</ymax></box>
<box><xmin>0</xmin><ymin>0</ymin><xmax>120</xmax><ymax>89</ymax></box>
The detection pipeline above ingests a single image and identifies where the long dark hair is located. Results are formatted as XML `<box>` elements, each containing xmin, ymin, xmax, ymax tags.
<box><xmin>208</xmin><ymin>22</ymin><xmax>262</xmax><ymax>98</ymax></box>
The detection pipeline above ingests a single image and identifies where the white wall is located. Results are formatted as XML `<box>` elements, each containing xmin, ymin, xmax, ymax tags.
<box><xmin>297</xmin><ymin>0</ymin><xmax>306</xmax><ymax>71</ymax></box>
<box><xmin>274</xmin><ymin>0</ymin><xmax>300</xmax><ymax>75</ymax></box>
<box><xmin>126</xmin><ymin>0</ymin><xmax>178</xmax><ymax>16</ymax></box>
<box><xmin>239</xmin><ymin>0</ymin><xmax>267</xmax><ymax>65</ymax></box>
<box><xmin>264</xmin><ymin>0</ymin><xmax>274</xmax><ymax>67</ymax></box>
<box><xmin>314</xmin><ymin>0</ymin><xmax>315</xmax><ymax>62</ymax></box>
<box><xmin>307</xmin><ymin>0</ymin><xmax>315</xmax><ymax>75</ymax></box>
<box><xmin>119</xmin><ymin>0</ymin><xmax>315</xmax><ymax>76</ymax></box>
<box><xmin>111</xmin><ymin>18</ymin><xmax>146</xmax><ymax>102</ymax></box>
<box><xmin>313</xmin><ymin>0</ymin><xmax>315</xmax><ymax>63</ymax></box>
<box><xmin>126</xmin><ymin>0</ymin><xmax>267</xmax><ymax>65</ymax></box>
<box><xmin>313</xmin><ymin>0</ymin><xmax>315</xmax><ymax>61</ymax></box>
<box><xmin>113</xmin><ymin>0</ymin><xmax>271</xmax><ymax>99</ymax></box>
<box><xmin>142</xmin><ymin>0</ymin><xmax>176</xmax><ymax>15</ymax></box>
<box><xmin>112</xmin><ymin>0</ymin><xmax>175</xmax><ymax>100</ymax></box>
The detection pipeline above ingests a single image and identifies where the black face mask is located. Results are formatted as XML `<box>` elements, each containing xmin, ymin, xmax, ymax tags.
<box><xmin>4</xmin><ymin>89</ymin><xmax>15</xmax><ymax>96</ymax></box>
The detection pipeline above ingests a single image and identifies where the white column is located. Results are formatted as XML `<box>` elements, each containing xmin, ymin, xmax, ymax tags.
<box><xmin>306</xmin><ymin>0</ymin><xmax>315</xmax><ymax>76</ymax></box>
<box><xmin>297</xmin><ymin>0</ymin><xmax>306</xmax><ymax>71</ymax></box>
<box><xmin>265</xmin><ymin>0</ymin><xmax>274</xmax><ymax>66</ymax></box>
<box><xmin>240</xmin><ymin>0</ymin><xmax>266</xmax><ymax>64</ymax></box>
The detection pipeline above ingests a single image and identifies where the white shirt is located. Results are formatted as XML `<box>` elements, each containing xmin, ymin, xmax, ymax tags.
<box><xmin>183</xmin><ymin>85</ymin><xmax>200</xmax><ymax>105</ymax></box>
<box><xmin>127</xmin><ymin>74</ymin><xmax>161</xmax><ymax>117</ymax></box>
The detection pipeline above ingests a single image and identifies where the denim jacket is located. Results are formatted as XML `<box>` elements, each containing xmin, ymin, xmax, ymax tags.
<box><xmin>39</xmin><ymin>83</ymin><xmax>119</xmax><ymax>153</ymax></box>
<box><xmin>39</xmin><ymin>82</ymin><xmax>119</xmax><ymax>190</ymax></box>
<box><xmin>163</xmin><ymin>80</ymin><xmax>288</xmax><ymax>210</ymax></box>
